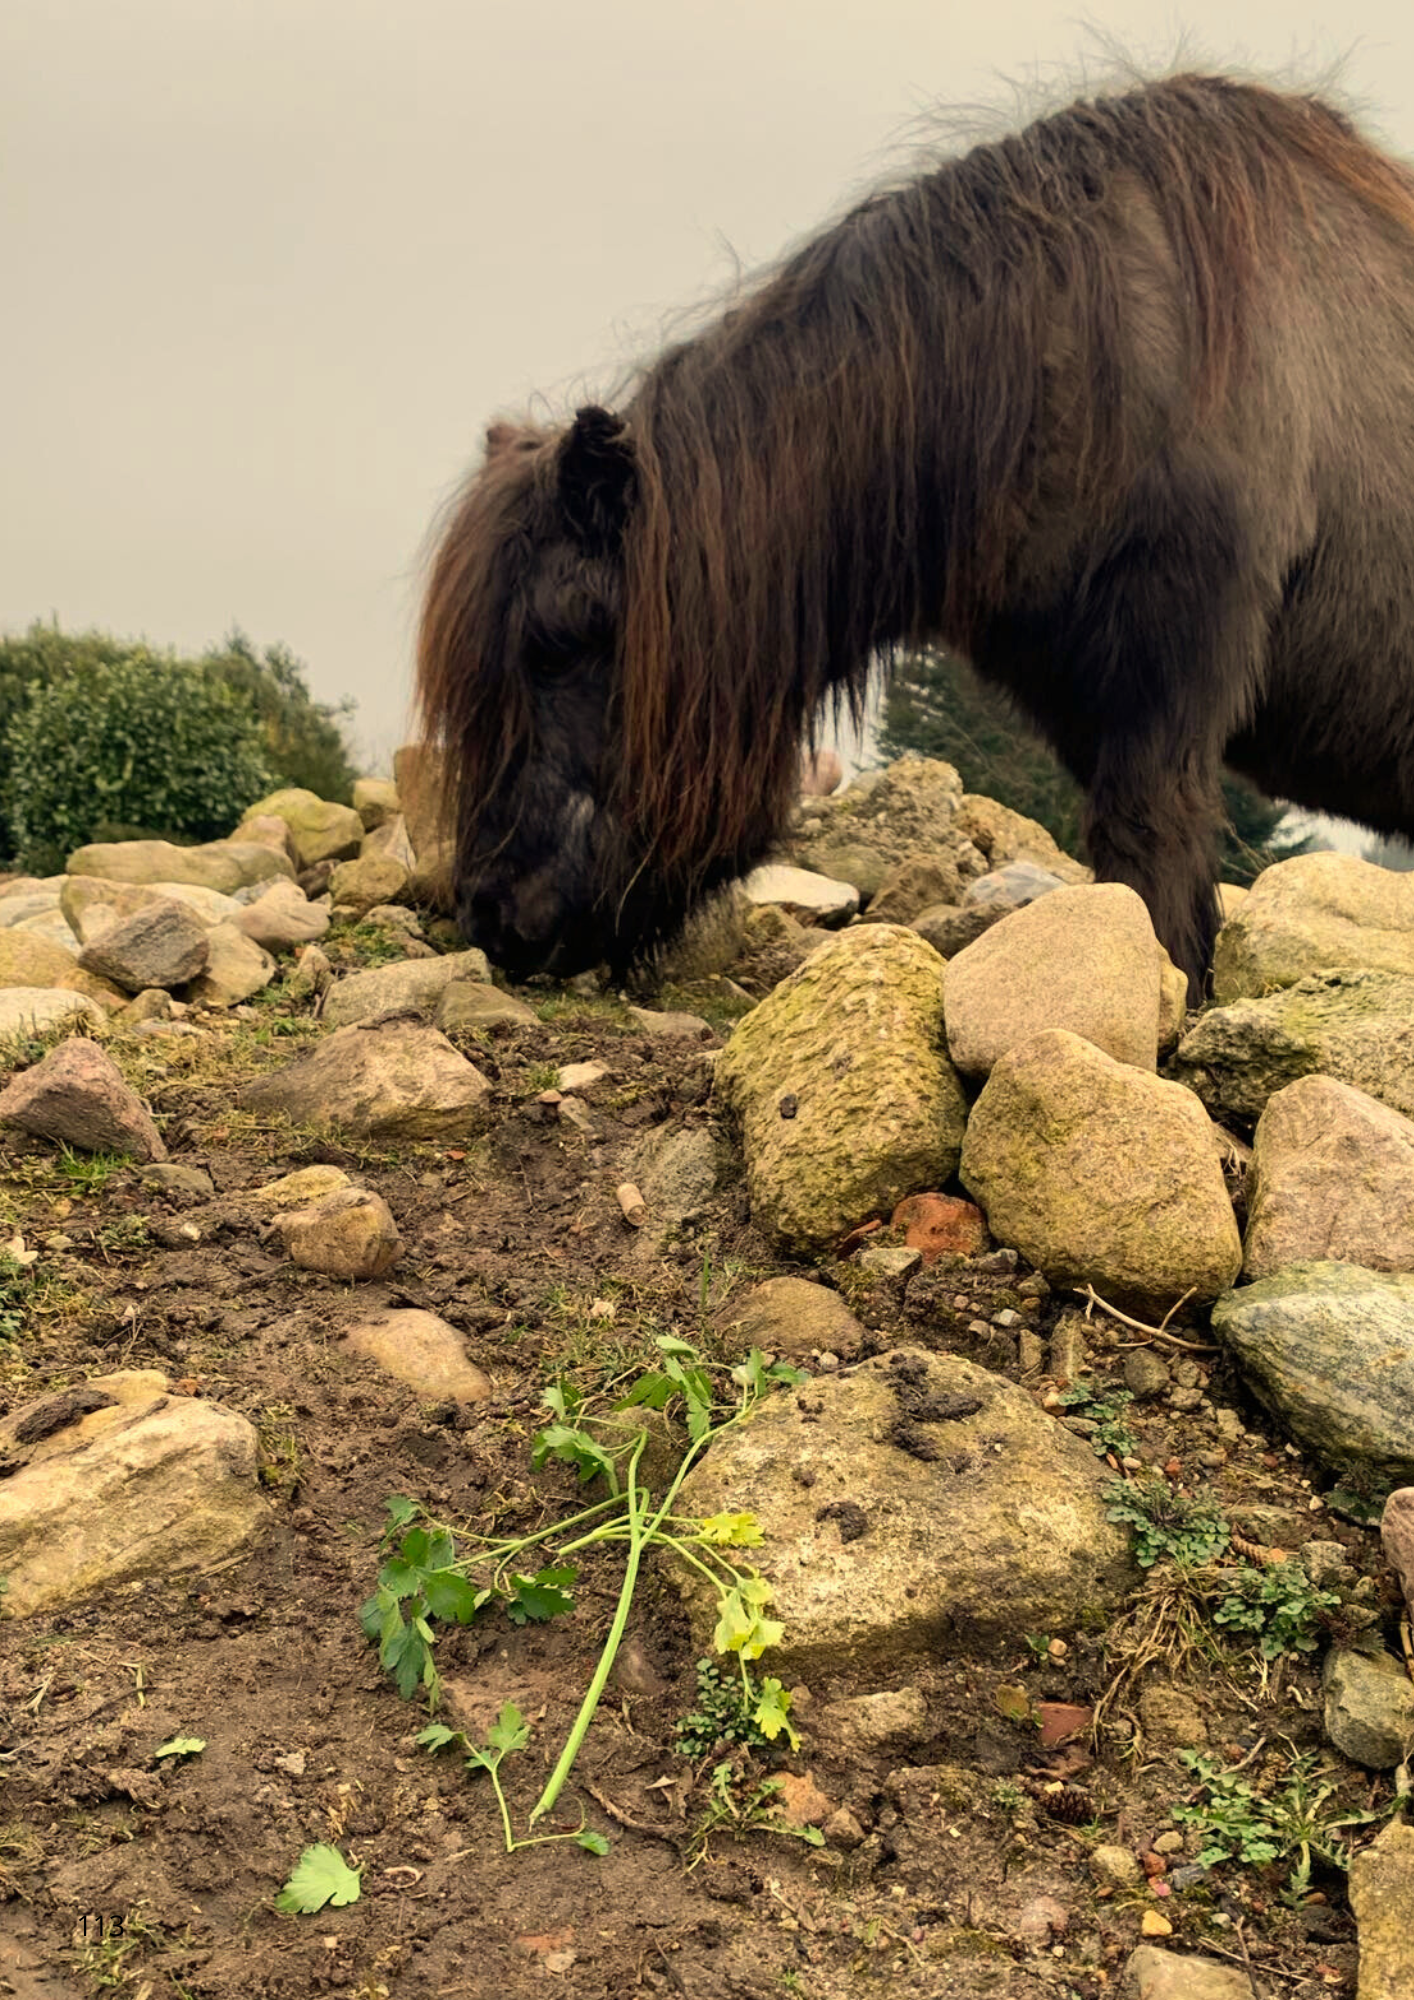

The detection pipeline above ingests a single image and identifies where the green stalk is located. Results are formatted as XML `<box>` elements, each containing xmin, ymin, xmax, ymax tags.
<box><xmin>528</xmin><ymin>1435</ymin><xmax>648</xmax><ymax>1826</ymax></box>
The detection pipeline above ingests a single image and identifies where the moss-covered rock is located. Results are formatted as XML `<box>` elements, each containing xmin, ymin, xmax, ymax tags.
<box><xmin>1173</xmin><ymin>970</ymin><xmax>1414</xmax><ymax>1122</ymax></box>
<box><xmin>1212</xmin><ymin>851</ymin><xmax>1414</xmax><ymax>1003</ymax></box>
<box><xmin>960</xmin><ymin>1028</ymin><xmax>1241</xmax><ymax>1310</ymax></box>
<box><xmin>713</xmin><ymin>925</ymin><xmax>965</xmax><ymax>1252</ymax></box>
<box><xmin>1211</xmin><ymin>1262</ymin><xmax>1414</xmax><ymax>1479</ymax></box>
<box><xmin>666</xmin><ymin>1347</ymin><xmax>1134</xmax><ymax>1675</ymax></box>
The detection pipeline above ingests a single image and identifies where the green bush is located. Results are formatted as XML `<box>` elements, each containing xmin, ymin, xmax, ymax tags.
<box><xmin>5</xmin><ymin>654</ymin><xmax>274</xmax><ymax>868</ymax></box>
<box><xmin>204</xmin><ymin>628</ymin><xmax>357</xmax><ymax>805</ymax></box>
<box><xmin>0</xmin><ymin>622</ymin><xmax>359</xmax><ymax>863</ymax></box>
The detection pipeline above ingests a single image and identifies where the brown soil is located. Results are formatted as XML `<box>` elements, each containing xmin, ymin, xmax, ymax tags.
<box><xmin>0</xmin><ymin>930</ymin><xmax>1396</xmax><ymax>1999</ymax></box>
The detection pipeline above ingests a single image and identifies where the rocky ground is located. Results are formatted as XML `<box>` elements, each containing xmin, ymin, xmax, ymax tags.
<box><xmin>2</xmin><ymin>762</ymin><xmax>1414</xmax><ymax>2000</ymax></box>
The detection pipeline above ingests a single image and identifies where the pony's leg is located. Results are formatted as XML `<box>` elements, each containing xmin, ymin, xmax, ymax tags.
<box><xmin>1059</xmin><ymin>460</ymin><xmax>1273</xmax><ymax>1002</ymax></box>
<box><xmin>1081</xmin><ymin>735</ymin><xmax>1225</xmax><ymax>1003</ymax></box>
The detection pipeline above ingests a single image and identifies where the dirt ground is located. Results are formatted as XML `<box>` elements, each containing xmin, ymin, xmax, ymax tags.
<box><xmin>0</xmin><ymin>925</ymin><xmax>1400</xmax><ymax>2000</ymax></box>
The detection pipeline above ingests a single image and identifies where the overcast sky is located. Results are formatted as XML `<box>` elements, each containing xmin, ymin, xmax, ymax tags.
<box><xmin>3</xmin><ymin>3</ymin><xmax>1411</xmax><ymax>776</ymax></box>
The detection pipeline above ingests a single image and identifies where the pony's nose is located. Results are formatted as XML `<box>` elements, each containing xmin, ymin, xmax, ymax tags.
<box><xmin>466</xmin><ymin>891</ymin><xmax>508</xmax><ymax>954</ymax></box>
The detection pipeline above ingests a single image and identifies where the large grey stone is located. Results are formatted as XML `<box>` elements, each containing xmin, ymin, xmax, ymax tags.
<box><xmin>66</xmin><ymin>838</ymin><xmax>294</xmax><ymax>894</ymax></box>
<box><xmin>713</xmin><ymin>925</ymin><xmax>966</xmax><ymax>1253</ymax></box>
<box><xmin>232</xmin><ymin>879</ymin><xmax>330</xmax><ymax>950</ymax></box>
<box><xmin>863</xmin><ymin>855</ymin><xmax>965</xmax><ymax>925</ymax></box>
<box><xmin>1173</xmin><ymin>971</ymin><xmax>1414</xmax><ymax>1123</ymax></box>
<box><xmin>740</xmin><ymin>864</ymin><xmax>859</xmax><ymax>925</ymax></box>
<box><xmin>434</xmin><ymin>981</ymin><xmax>539</xmax><ymax>1033</ymax></box>
<box><xmin>667</xmin><ymin>1347</ymin><xmax>1133</xmax><ymax>1675</ymax></box>
<box><xmin>77</xmin><ymin>898</ymin><xmax>210</xmax><ymax>993</ymax></box>
<box><xmin>960</xmin><ymin>1029</ymin><xmax>1241</xmax><ymax>1310</ymax></box>
<box><xmin>1211</xmin><ymin>1263</ymin><xmax>1414</xmax><ymax>1479</ymax></box>
<box><xmin>1244</xmin><ymin>1076</ymin><xmax>1414</xmax><ymax>1277</ymax></box>
<box><xmin>238</xmin><ymin>1021</ymin><xmax>491</xmax><ymax>1142</ymax></box>
<box><xmin>1382</xmin><ymin>1489</ymin><xmax>1414</xmax><ymax>1630</ymax></box>
<box><xmin>0</xmin><ymin>1371</ymin><xmax>265</xmax><ymax>1618</ymax></box>
<box><xmin>944</xmin><ymin>883</ymin><xmax>1165</xmax><ymax>1076</ymax></box>
<box><xmin>321</xmin><ymin>950</ymin><xmax>492</xmax><ymax>1028</ymax></box>
<box><xmin>1322</xmin><ymin>1648</ymin><xmax>1414</xmax><ymax>1768</ymax></box>
<box><xmin>1213</xmin><ymin>850</ymin><xmax>1414</xmax><ymax>1003</ymax></box>
<box><xmin>0</xmin><ymin>1037</ymin><xmax>166</xmax><ymax>1161</ymax></box>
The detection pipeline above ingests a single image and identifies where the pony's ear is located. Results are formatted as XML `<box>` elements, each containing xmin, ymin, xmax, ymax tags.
<box><xmin>556</xmin><ymin>405</ymin><xmax>635</xmax><ymax>553</ymax></box>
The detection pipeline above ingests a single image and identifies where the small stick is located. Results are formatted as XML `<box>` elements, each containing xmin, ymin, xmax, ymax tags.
<box><xmin>584</xmin><ymin>1779</ymin><xmax>680</xmax><ymax>1844</ymax></box>
<box><xmin>1074</xmin><ymin>1283</ymin><xmax>1216</xmax><ymax>1352</ymax></box>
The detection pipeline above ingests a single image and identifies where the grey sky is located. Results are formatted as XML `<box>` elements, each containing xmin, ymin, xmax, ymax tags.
<box><xmin>3</xmin><ymin>3</ymin><xmax>1411</xmax><ymax>776</ymax></box>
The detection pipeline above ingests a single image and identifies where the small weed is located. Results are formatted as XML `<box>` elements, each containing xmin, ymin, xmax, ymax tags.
<box><xmin>686</xmin><ymin>1757</ymin><xmax>825</xmax><ymax>1867</ymax></box>
<box><xmin>990</xmin><ymin>1779</ymin><xmax>1026</xmax><ymax>1814</ymax></box>
<box><xmin>1175</xmin><ymin>1745</ymin><xmax>1399</xmax><ymax>1901</ymax></box>
<box><xmin>1103</xmin><ymin>1476</ymin><xmax>1231</xmax><ymax>1568</ymax></box>
<box><xmin>96</xmin><ymin>1214</ymin><xmax>150</xmax><ymax>1257</ymax></box>
<box><xmin>366</xmin><ymin>1337</ymin><xmax>808</xmax><ymax>1852</ymax></box>
<box><xmin>1057</xmin><ymin>1384</ymin><xmax>1138</xmax><ymax>1460</ymax></box>
<box><xmin>419</xmin><ymin>1705</ymin><xmax>609</xmax><ymax>1856</ymax></box>
<box><xmin>518</xmin><ymin>1060</ymin><xmax>563</xmax><ymax>1098</ymax></box>
<box><xmin>1212</xmin><ymin>1560</ymin><xmax>1340</xmax><ymax>1659</ymax></box>
<box><xmin>675</xmin><ymin>1657</ymin><xmax>774</xmax><ymax>1759</ymax></box>
<box><xmin>257</xmin><ymin>1405</ymin><xmax>304</xmax><ymax>1492</ymax></box>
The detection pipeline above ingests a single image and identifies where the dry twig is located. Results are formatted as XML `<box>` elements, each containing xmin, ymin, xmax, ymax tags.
<box><xmin>1074</xmin><ymin>1282</ymin><xmax>1216</xmax><ymax>1352</ymax></box>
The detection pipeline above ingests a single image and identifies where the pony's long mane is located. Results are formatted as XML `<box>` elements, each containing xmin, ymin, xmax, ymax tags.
<box><xmin>420</xmin><ymin>73</ymin><xmax>1414</xmax><ymax>889</ymax></box>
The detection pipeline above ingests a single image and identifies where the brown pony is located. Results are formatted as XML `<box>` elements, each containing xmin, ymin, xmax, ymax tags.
<box><xmin>416</xmin><ymin>73</ymin><xmax>1414</xmax><ymax>997</ymax></box>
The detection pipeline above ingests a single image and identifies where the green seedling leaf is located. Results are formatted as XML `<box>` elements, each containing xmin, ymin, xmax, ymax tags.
<box><xmin>655</xmin><ymin>1335</ymin><xmax>701</xmax><ymax>1360</ymax></box>
<box><xmin>713</xmin><ymin>1579</ymin><xmax>784</xmax><ymax>1661</ymax></box>
<box><xmin>382</xmin><ymin>1494</ymin><xmax>420</xmax><ymax>1534</ymax></box>
<box><xmin>576</xmin><ymin>1827</ymin><xmax>612</xmax><ymax>1855</ymax></box>
<box><xmin>422</xmin><ymin>1569</ymin><xmax>486</xmax><ymax>1624</ymax></box>
<box><xmin>154</xmin><ymin>1736</ymin><xmax>205</xmax><ymax>1760</ymax></box>
<box><xmin>541</xmin><ymin>1382</ymin><xmax>585</xmax><ymax>1424</ymax></box>
<box><xmin>416</xmin><ymin>1724</ymin><xmax>462</xmax><ymax>1753</ymax></box>
<box><xmin>698</xmin><ymin>1511</ymin><xmax>765</xmax><ymax>1548</ymax></box>
<box><xmin>467</xmin><ymin>1701</ymin><xmax>531</xmax><ymax>1775</ymax></box>
<box><xmin>378</xmin><ymin>1605</ymin><xmax>433</xmax><ymax>1701</ymax></box>
<box><xmin>753</xmin><ymin>1678</ymin><xmax>800</xmax><ymax>1750</ymax></box>
<box><xmin>488</xmin><ymin>1701</ymin><xmax>531</xmax><ymax>1756</ymax></box>
<box><xmin>378</xmin><ymin>1557</ymin><xmax>429</xmax><ymax>1599</ymax></box>
<box><xmin>614</xmin><ymin>1371</ymin><xmax>676</xmax><ymax>1412</ymax></box>
<box><xmin>507</xmin><ymin>1565</ymin><xmax>577</xmax><ymax>1625</ymax></box>
<box><xmin>275</xmin><ymin>1843</ymin><xmax>362</xmax><ymax>1915</ymax></box>
<box><xmin>531</xmin><ymin>1423</ymin><xmax>619</xmax><ymax>1487</ymax></box>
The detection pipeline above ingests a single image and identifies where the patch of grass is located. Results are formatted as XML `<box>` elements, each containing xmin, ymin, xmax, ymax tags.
<box><xmin>257</xmin><ymin>1403</ymin><xmax>304</xmax><ymax>1491</ymax></box>
<box><xmin>532</xmin><ymin>991</ymin><xmax>635</xmax><ymax>1029</ymax></box>
<box><xmin>323</xmin><ymin>916</ymin><xmax>419</xmax><ymax>967</ymax></box>
<box><xmin>54</xmin><ymin>1144</ymin><xmax>130</xmax><ymax>1199</ymax></box>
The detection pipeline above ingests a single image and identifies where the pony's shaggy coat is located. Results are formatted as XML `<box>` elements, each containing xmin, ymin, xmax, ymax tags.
<box><xmin>417</xmin><ymin>74</ymin><xmax>1414</xmax><ymax>993</ymax></box>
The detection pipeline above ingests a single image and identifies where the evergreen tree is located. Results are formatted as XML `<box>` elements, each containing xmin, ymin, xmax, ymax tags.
<box><xmin>878</xmin><ymin>643</ymin><xmax>1308</xmax><ymax>883</ymax></box>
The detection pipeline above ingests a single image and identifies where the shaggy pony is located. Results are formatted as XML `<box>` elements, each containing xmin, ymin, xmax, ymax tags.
<box><xmin>417</xmin><ymin>73</ymin><xmax>1414</xmax><ymax>995</ymax></box>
